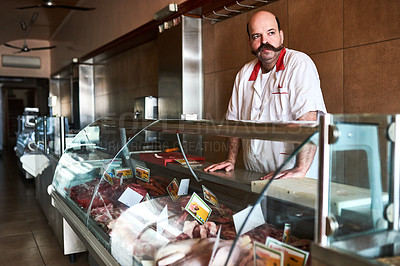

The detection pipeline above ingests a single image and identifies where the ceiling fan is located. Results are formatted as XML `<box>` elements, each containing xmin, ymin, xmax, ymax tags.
<box><xmin>17</xmin><ymin>0</ymin><xmax>95</xmax><ymax>11</ymax></box>
<box><xmin>3</xmin><ymin>12</ymin><xmax>56</xmax><ymax>53</ymax></box>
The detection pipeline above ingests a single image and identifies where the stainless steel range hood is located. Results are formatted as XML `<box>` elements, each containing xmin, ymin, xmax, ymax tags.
<box><xmin>157</xmin><ymin>16</ymin><xmax>203</xmax><ymax>119</ymax></box>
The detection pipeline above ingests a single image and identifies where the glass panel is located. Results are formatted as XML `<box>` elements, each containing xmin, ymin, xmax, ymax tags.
<box><xmin>52</xmin><ymin>118</ymin><xmax>319</xmax><ymax>265</ymax></box>
<box><xmin>15</xmin><ymin>115</ymin><xmax>36</xmax><ymax>157</ymax></box>
<box><xmin>35</xmin><ymin>117</ymin><xmax>45</xmax><ymax>151</ymax></box>
<box><xmin>328</xmin><ymin>114</ymin><xmax>392</xmax><ymax>245</ymax></box>
<box><xmin>225</xmin><ymin>133</ymin><xmax>318</xmax><ymax>266</ymax></box>
<box><xmin>46</xmin><ymin>117</ymin><xmax>58</xmax><ymax>156</ymax></box>
<box><xmin>52</xmin><ymin>118</ymin><xmax>128</xmax><ymax>248</ymax></box>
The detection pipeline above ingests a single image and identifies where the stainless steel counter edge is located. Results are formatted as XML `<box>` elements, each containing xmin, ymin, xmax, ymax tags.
<box><xmin>49</xmin><ymin>189</ymin><xmax>119</xmax><ymax>266</ymax></box>
<box><xmin>311</xmin><ymin>242</ymin><xmax>382</xmax><ymax>266</ymax></box>
<box><xmin>92</xmin><ymin>118</ymin><xmax>319</xmax><ymax>143</ymax></box>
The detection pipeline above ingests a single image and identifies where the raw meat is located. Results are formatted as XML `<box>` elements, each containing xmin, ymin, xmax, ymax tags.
<box><xmin>154</xmin><ymin>237</ymin><xmax>252</xmax><ymax>266</ymax></box>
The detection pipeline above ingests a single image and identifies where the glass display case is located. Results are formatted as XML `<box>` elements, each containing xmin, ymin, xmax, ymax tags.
<box><xmin>313</xmin><ymin>114</ymin><xmax>400</xmax><ymax>266</ymax></box>
<box><xmin>50</xmin><ymin>117</ymin><xmax>320</xmax><ymax>265</ymax></box>
<box><xmin>33</xmin><ymin>115</ymin><xmax>86</xmax><ymax>258</ymax></box>
<box><xmin>16</xmin><ymin>113</ymin><xmax>68</xmax><ymax>179</ymax></box>
<box><xmin>35</xmin><ymin>116</ymin><xmax>70</xmax><ymax>157</ymax></box>
<box><xmin>15</xmin><ymin>107</ymin><xmax>40</xmax><ymax>158</ymax></box>
<box><xmin>15</xmin><ymin>114</ymin><xmax>37</xmax><ymax>158</ymax></box>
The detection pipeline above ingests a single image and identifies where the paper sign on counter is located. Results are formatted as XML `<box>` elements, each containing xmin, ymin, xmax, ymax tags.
<box><xmin>233</xmin><ymin>203</ymin><xmax>264</xmax><ymax>235</ymax></box>
<box><xmin>157</xmin><ymin>206</ymin><xmax>168</xmax><ymax>235</ymax></box>
<box><xmin>209</xmin><ymin>226</ymin><xmax>222</xmax><ymax>266</ymax></box>
<box><xmin>143</xmin><ymin>193</ymin><xmax>157</xmax><ymax>212</ymax></box>
<box><xmin>177</xmin><ymin>179</ymin><xmax>190</xmax><ymax>196</ymax></box>
<box><xmin>118</xmin><ymin>187</ymin><xmax>144</xmax><ymax>207</ymax></box>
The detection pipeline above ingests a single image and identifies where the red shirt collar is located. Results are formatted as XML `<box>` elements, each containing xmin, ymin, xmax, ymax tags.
<box><xmin>248</xmin><ymin>48</ymin><xmax>286</xmax><ymax>81</ymax></box>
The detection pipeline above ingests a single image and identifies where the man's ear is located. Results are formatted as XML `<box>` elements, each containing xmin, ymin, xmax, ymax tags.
<box><xmin>280</xmin><ymin>30</ymin><xmax>284</xmax><ymax>44</ymax></box>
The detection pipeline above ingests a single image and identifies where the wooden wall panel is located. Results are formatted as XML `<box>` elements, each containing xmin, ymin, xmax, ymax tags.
<box><xmin>203</xmin><ymin>0</ymin><xmax>400</xmax><ymax>116</ymax></box>
<box><xmin>344</xmin><ymin>0</ymin><xmax>400</xmax><ymax>47</ymax></box>
<box><xmin>344</xmin><ymin>39</ymin><xmax>400</xmax><ymax>113</ymax></box>
<box><xmin>288</xmin><ymin>0</ymin><xmax>343</xmax><ymax>54</ymax></box>
<box><xmin>311</xmin><ymin>50</ymin><xmax>344</xmax><ymax>114</ymax></box>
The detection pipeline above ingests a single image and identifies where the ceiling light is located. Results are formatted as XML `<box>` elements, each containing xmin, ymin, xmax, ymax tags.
<box><xmin>154</xmin><ymin>4</ymin><xmax>178</xmax><ymax>21</ymax></box>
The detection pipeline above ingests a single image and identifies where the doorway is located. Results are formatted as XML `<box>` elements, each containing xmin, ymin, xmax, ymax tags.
<box><xmin>4</xmin><ymin>87</ymin><xmax>36</xmax><ymax>146</ymax></box>
<box><xmin>0</xmin><ymin>77</ymin><xmax>49</xmax><ymax>150</ymax></box>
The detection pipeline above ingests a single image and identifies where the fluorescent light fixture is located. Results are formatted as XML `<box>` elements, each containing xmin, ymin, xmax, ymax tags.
<box><xmin>2</xmin><ymin>54</ymin><xmax>41</xmax><ymax>69</ymax></box>
<box><xmin>154</xmin><ymin>3</ymin><xmax>178</xmax><ymax>21</ymax></box>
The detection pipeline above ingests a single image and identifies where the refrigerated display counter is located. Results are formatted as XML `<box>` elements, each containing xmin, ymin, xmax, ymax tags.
<box><xmin>33</xmin><ymin>116</ymin><xmax>86</xmax><ymax>259</ymax></box>
<box><xmin>15</xmin><ymin>114</ymin><xmax>36</xmax><ymax>159</ymax></box>
<box><xmin>48</xmin><ymin>117</ymin><xmax>322</xmax><ymax>265</ymax></box>
<box><xmin>15</xmin><ymin>108</ymin><xmax>41</xmax><ymax>179</ymax></box>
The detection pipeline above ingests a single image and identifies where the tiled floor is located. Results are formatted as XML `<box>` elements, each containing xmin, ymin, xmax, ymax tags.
<box><xmin>0</xmin><ymin>147</ymin><xmax>89</xmax><ymax>266</ymax></box>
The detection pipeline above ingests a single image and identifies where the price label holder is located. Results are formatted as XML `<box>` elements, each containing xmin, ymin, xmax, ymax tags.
<box><xmin>202</xmin><ymin>185</ymin><xmax>219</xmax><ymax>207</ymax></box>
<box><xmin>135</xmin><ymin>165</ymin><xmax>150</xmax><ymax>182</ymax></box>
<box><xmin>167</xmin><ymin>178</ymin><xmax>180</xmax><ymax>202</ymax></box>
<box><xmin>102</xmin><ymin>171</ymin><xmax>114</xmax><ymax>185</ymax></box>
<box><xmin>115</xmin><ymin>168</ymin><xmax>133</xmax><ymax>178</ymax></box>
<box><xmin>185</xmin><ymin>192</ymin><xmax>212</xmax><ymax>224</ymax></box>
<box><xmin>265</xmin><ymin>237</ymin><xmax>309</xmax><ymax>266</ymax></box>
<box><xmin>253</xmin><ymin>241</ymin><xmax>283</xmax><ymax>266</ymax></box>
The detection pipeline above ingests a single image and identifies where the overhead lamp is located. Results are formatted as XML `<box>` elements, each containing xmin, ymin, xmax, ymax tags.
<box><xmin>154</xmin><ymin>3</ymin><xmax>178</xmax><ymax>21</ymax></box>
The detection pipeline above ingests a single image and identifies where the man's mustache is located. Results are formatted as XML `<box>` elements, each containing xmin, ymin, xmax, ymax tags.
<box><xmin>252</xmin><ymin>43</ymin><xmax>284</xmax><ymax>55</ymax></box>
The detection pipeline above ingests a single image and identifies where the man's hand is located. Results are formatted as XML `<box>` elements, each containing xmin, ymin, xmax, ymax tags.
<box><xmin>260</xmin><ymin>112</ymin><xmax>318</xmax><ymax>180</ymax></box>
<box><xmin>204</xmin><ymin>159</ymin><xmax>235</xmax><ymax>172</ymax></box>
<box><xmin>204</xmin><ymin>137</ymin><xmax>240</xmax><ymax>172</ymax></box>
<box><xmin>261</xmin><ymin>167</ymin><xmax>307</xmax><ymax>180</ymax></box>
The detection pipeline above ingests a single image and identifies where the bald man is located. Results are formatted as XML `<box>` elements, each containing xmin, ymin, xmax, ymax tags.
<box><xmin>205</xmin><ymin>11</ymin><xmax>326</xmax><ymax>179</ymax></box>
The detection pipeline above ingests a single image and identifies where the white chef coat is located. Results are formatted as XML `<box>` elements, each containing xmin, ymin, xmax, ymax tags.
<box><xmin>226</xmin><ymin>48</ymin><xmax>327</xmax><ymax>175</ymax></box>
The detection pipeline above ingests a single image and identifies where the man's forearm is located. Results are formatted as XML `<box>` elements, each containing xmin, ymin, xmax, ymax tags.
<box><xmin>295</xmin><ymin>144</ymin><xmax>317</xmax><ymax>175</ymax></box>
<box><xmin>295</xmin><ymin>111</ymin><xmax>318</xmax><ymax>175</ymax></box>
<box><xmin>227</xmin><ymin>137</ymin><xmax>241</xmax><ymax>164</ymax></box>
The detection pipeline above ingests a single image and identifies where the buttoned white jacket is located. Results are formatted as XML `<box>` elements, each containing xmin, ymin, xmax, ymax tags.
<box><xmin>226</xmin><ymin>48</ymin><xmax>327</xmax><ymax>175</ymax></box>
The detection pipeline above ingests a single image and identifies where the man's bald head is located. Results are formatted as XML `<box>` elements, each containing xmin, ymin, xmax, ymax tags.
<box><xmin>247</xmin><ymin>11</ymin><xmax>281</xmax><ymax>39</ymax></box>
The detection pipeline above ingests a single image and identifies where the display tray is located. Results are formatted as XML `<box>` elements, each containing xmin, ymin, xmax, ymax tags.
<box><xmin>139</xmin><ymin>151</ymin><xmax>205</xmax><ymax>166</ymax></box>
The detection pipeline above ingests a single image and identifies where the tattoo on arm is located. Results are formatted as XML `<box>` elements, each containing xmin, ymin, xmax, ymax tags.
<box><xmin>227</xmin><ymin>137</ymin><xmax>241</xmax><ymax>164</ymax></box>
<box><xmin>295</xmin><ymin>111</ymin><xmax>318</xmax><ymax>173</ymax></box>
